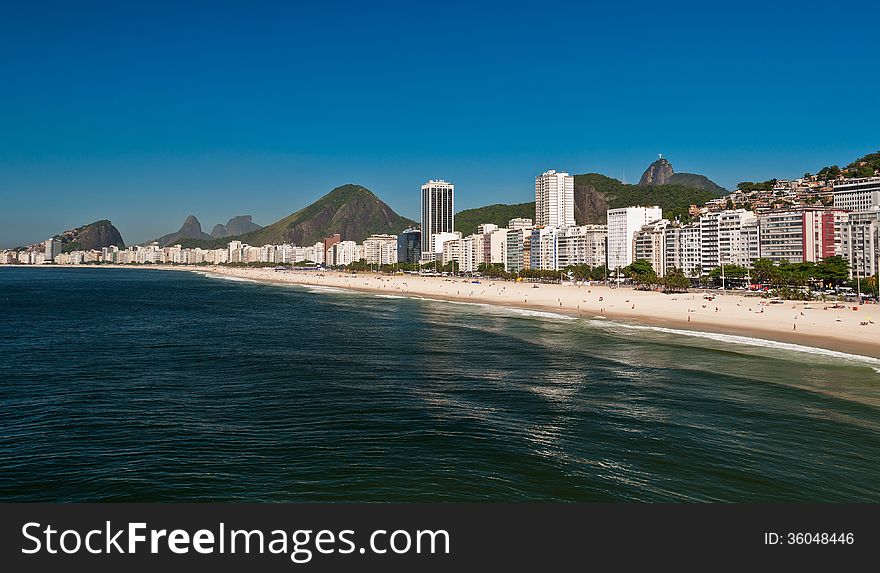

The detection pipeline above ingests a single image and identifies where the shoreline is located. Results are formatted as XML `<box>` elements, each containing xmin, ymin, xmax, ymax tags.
<box><xmin>6</xmin><ymin>264</ymin><xmax>880</xmax><ymax>360</ymax></box>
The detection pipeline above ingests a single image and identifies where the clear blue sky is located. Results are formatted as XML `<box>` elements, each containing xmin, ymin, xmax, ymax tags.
<box><xmin>1</xmin><ymin>0</ymin><xmax>878</xmax><ymax>248</ymax></box>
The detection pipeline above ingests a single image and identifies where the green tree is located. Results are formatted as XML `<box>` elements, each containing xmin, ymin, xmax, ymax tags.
<box><xmin>815</xmin><ymin>256</ymin><xmax>849</xmax><ymax>287</ymax></box>
<box><xmin>751</xmin><ymin>258</ymin><xmax>776</xmax><ymax>283</ymax></box>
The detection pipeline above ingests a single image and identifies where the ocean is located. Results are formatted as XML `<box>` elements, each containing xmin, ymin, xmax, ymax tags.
<box><xmin>1</xmin><ymin>266</ymin><xmax>879</xmax><ymax>502</ymax></box>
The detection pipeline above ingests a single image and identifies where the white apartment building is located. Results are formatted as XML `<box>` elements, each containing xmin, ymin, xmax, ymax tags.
<box><xmin>420</xmin><ymin>179</ymin><xmax>455</xmax><ymax>260</ymax></box>
<box><xmin>535</xmin><ymin>170</ymin><xmax>575</xmax><ymax>228</ymax></box>
<box><xmin>44</xmin><ymin>239</ymin><xmax>62</xmax><ymax>262</ymax></box>
<box><xmin>757</xmin><ymin>209</ymin><xmax>843</xmax><ymax>264</ymax></box>
<box><xmin>840</xmin><ymin>209</ymin><xmax>880</xmax><ymax>280</ymax></box>
<box><xmin>663</xmin><ymin>222</ymin><xmax>701</xmax><ymax>277</ymax></box>
<box><xmin>363</xmin><ymin>234</ymin><xmax>398</xmax><ymax>265</ymax></box>
<box><xmin>529</xmin><ymin>227</ymin><xmax>559</xmax><ymax>270</ymax></box>
<box><xmin>556</xmin><ymin>225</ymin><xmax>607</xmax><ymax>269</ymax></box>
<box><xmin>508</xmin><ymin>218</ymin><xmax>533</xmax><ymax>230</ymax></box>
<box><xmin>700</xmin><ymin>209</ymin><xmax>756</xmax><ymax>273</ymax></box>
<box><xmin>606</xmin><ymin>206</ymin><xmax>663</xmax><ymax>272</ymax></box>
<box><xmin>832</xmin><ymin>177</ymin><xmax>880</xmax><ymax>211</ymax></box>
<box><xmin>634</xmin><ymin>219</ymin><xmax>669</xmax><ymax>276</ymax></box>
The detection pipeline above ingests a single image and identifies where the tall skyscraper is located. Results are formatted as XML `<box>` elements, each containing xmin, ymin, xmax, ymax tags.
<box><xmin>535</xmin><ymin>170</ymin><xmax>575</xmax><ymax>228</ymax></box>
<box><xmin>44</xmin><ymin>239</ymin><xmax>62</xmax><ymax>262</ymax></box>
<box><xmin>420</xmin><ymin>179</ymin><xmax>455</xmax><ymax>260</ymax></box>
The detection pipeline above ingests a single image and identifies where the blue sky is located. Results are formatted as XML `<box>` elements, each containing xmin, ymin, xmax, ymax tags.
<box><xmin>1</xmin><ymin>0</ymin><xmax>878</xmax><ymax>247</ymax></box>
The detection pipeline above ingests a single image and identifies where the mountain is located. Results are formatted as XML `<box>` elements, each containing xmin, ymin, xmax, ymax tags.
<box><xmin>668</xmin><ymin>173</ymin><xmax>727</xmax><ymax>195</ymax></box>
<box><xmin>179</xmin><ymin>184</ymin><xmax>416</xmax><ymax>248</ymax></box>
<box><xmin>210</xmin><ymin>215</ymin><xmax>262</xmax><ymax>238</ymax></box>
<box><xmin>638</xmin><ymin>157</ymin><xmax>727</xmax><ymax>194</ymax></box>
<box><xmin>55</xmin><ymin>220</ymin><xmax>125</xmax><ymax>252</ymax></box>
<box><xmin>639</xmin><ymin>158</ymin><xmax>674</xmax><ymax>186</ymax></box>
<box><xmin>153</xmin><ymin>215</ymin><xmax>213</xmax><ymax>247</ymax></box>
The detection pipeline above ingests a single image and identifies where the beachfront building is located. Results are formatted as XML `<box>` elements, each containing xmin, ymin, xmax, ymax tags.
<box><xmin>363</xmin><ymin>234</ymin><xmax>398</xmax><ymax>265</ymax></box>
<box><xmin>840</xmin><ymin>209</ymin><xmax>880</xmax><ymax>280</ymax></box>
<box><xmin>329</xmin><ymin>241</ymin><xmax>361</xmax><ymax>267</ymax></box>
<box><xmin>556</xmin><ymin>225</ymin><xmax>608</xmax><ymax>269</ymax></box>
<box><xmin>832</xmin><ymin>177</ymin><xmax>880</xmax><ymax>211</ymax></box>
<box><xmin>757</xmin><ymin>208</ymin><xmax>843</xmax><ymax>264</ymax></box>
<box><xmin>420</xmin><ymin>179</ymin><xmax>455</xmax><ymax>261</ymax></box>
<box><xmin>43</xmin><ymin>239</ymin><xmax>62</xmax><ymax>263</ymax></box>
<box><xmin>396</xmin><ymin>227</ymin><xmax>421</xmax><ymax>264</ymax></box>
<box><xmin>699</xmin><ymin>209</ymin><xmax>756</xmax><ymax>274</ymax></box>
<box><xmin>530</xmin><ymin>227</ymin><xmax>559</xmax><ymax>271</ymax></box>
<box><xmin>481</xmin><ymin>227</ymin><xmax>509</xmax><ymax>269</ymax></box>
<box><xmin>505</xmin><ymin>229</ymin><xmax>524</xmax><ymax>273</ymax></box>
<box><xmin>441</xmin><ymin>237</ymin><xmax>461</xmax><ymax>268</ymax></box>
<box><xmin>633</xmin><ymin>219</ymin><xmax>669</xmax><ymax>276</ymax></box>
<box><xmin>607</xmin><ymin>206</ymin><xmax>663</xmax><ymax>274</ymax></box>
<box><xmin>535</xmin><ymin>170</ymin><xmax>575</xmax><ymax>228</ymax></box>
<box><xmin>663</xmin><ymin>222</ymin><xmax>702</xmax><ymax>278</ymax></box>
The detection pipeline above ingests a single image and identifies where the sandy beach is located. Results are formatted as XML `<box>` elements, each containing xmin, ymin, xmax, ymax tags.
<box><xmin>178</xmin><ymin>265</ymin><xmax>880</xmax><ymax>359</ymax></box>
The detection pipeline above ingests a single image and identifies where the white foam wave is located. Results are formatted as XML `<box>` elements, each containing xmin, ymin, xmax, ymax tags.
<box><xmin>375</xmin><ymin>294</ymin><xmax>406</xmax><ymax>299</ymax></box>
<box><xmin>304</xmin><ymin>285</ymin><xmax>349</xmax><ymax>294</ymax></box>
<box><xmin>590</xmin><ymin>320</ymin><xmax>880</xmax><ymax>370</ymax></box>
<box><xmin>503</xmin><ymin>307</ymin><xmax>577</xmax><ymax>321</ymax></box>
<box><xmin>197</xmin><ymin>273</ymin><xmax>259</xmax><ymax>284</ymax></box>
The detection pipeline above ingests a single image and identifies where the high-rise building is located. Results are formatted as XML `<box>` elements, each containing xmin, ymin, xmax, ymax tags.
<box><xmin>832</xmin><ymin>177</ymin><xmax>880</xmax><ymax>211</ymax></box>
<box><xmin>363</xmin><ymin>234</ymin><xmax>398</xmax><ymax>265</ymax></box>
<box><xmin>556</xmin><ymin>225</ymin><xmax>608</xmax><ymax>269</ymax></box>
<box><xmin>663</xmin><ymin>222</ymin><xmax>702</xmax><ymax>278</ymax></box>
<box><xmin>840</xmin><ymin>209</ymin><xmax>879</xmax><ymax>280</ymax></box>
<box><xmin>44</xmin><ymin>239</ymin><xmax>62</xmax><ymax>262</ymax></box>
<box><xmin>323</xmin><ymin>234</ymin><xmax>341</xmax><ymax>266</ymax></box>
<box><xmin>606</xmin><ymin>206</ymin><xmax>663</xmax><ymax>272</ymax></box>
<box><xmin>421</xmin><ymin>179</ymin><xmax>455</xmax><ymax>260</ymax></box>
<box><xmin>634</xmin><ymin>220</ymin><xmax>669</xmax><ymax>276</ymax></box>
<box><xmin>699</xmin><ymin>209</ymin><xmax>756</xmax><ymax>273</ymax></box>
<box><xmin>530</xmin><ymin>227</ymin><xmax>559</xmax><ymax>271</ymax></box>
<box><xmin>535</xmin><ymin>170</ymin><xmax>575</xmax><ymax>228</ymax></box>
<box><xmin>758</xmin><ymin>208</ymin><xmax>844</xmax><ymax>264</ymax></box>
<box><xmin>396</xmin><ymin>227</ymin><xmax>421</xmax><ymax>264</ymax></box>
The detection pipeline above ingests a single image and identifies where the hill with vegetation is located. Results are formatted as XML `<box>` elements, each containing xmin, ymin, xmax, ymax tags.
<box><xmin>814</xmin><ymin>150</ymin><xmax>880</xmax><ymax>180</ymax></box>
<box><xmin>179</xmin><ymin>184</ymin><xmax>416</xmax><ymax>248</ymax></box>
<box><xmin>55</xmin><ymin>220</ymin><xmax>125</xmax><ymax>252</ymax></box>
<box><xmin>668</xmin><ymin>172</ymin><xmax>727</xmax><ymax>194</ymax></box>
<box><xmin>455</xmin><ymin>202</ymin><xmax>535</xmax><ymax>236</ymax></box>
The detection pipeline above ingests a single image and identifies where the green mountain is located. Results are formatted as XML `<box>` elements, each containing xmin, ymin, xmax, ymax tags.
<box><xmin>180</xmin><ymin>184</ymin><xmax>416</xmax><ymax>248</ymax></box>
<box><xmin>457</xmin><ymin>171</ymin><xmax>723</xmax><ymax>231</ymax></box>
<box><xmin>56</xmin><ymin>220</ymin><xmax>125</xmax><ymax>252</ymax></box>
<box><xmin>455</xmin><ymin>202</ymin><xmax>535</xmax><ymax>236</ymax></box>
<box><xmin>668</xmin><ymin>172</ymin><xmax>727</xmax><ymax>195</ymax></box>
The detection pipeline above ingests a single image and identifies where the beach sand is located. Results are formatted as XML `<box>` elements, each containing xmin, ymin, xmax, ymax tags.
<box><xmin>184</xmin><ymin>266</ymin><xmax>880</xmax><ymax>359</ymax></box>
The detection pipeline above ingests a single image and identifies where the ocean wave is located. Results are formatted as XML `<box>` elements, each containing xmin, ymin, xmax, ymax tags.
<box><xmin>375</xmin><ymin>294</ymin><xmax>406</xmax><ymax>299</ymax></box>
<box><xmin>304</xmin><ymin>285</ymin><xmax>349</xmax><ymax>294</ymax></box>
<box><xmin>590</xmin><ymin>320</ymin><xmax>880</xmax><ymax>370</ymax></box>
<box><xmin>197</xmin><ymin>273</ymin><xmax>259</xmax><ymax>284</ymax></box>
<box><xmin>502</xmin><ymin>307</ymin><xmax>577</xmax><ymax>321</ymax></box>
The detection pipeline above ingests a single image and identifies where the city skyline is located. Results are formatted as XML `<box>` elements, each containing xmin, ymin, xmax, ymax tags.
<box><xmin>2</xmin><ymin>1</ymin><xmax>880</xmax><ymax>248</ymax></box>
